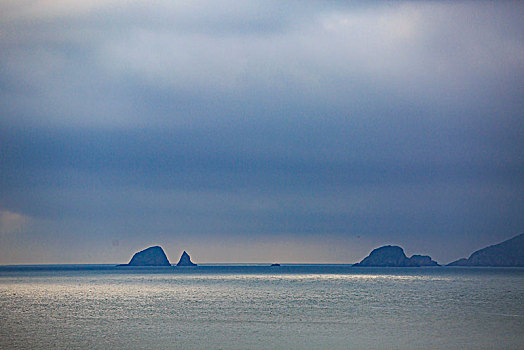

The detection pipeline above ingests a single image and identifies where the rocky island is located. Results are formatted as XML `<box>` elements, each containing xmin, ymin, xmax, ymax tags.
<box><xmin>448</xmin><ymin>233</ymin><xmax>524</xmax><ymax>266</ymax></box>
<box><xmin>354</xmin><ymin>245</ymin><xmax>439</xmax><ymax>267</ymax></box>
<box><xmin>118</xmin><ymin>246</ymin><xmax>171</xmax><ymax>266</ymax></box>
<box><xmin>176</xmin><ymin>251</ymin><xmax>197</xmax><ymax>266</ymax></box>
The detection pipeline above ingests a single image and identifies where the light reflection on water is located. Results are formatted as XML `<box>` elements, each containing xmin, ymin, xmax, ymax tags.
<box><xmin>1</xmin><ymin>266</ymin><xmax>523</xmax><ymax>349</ymax></box>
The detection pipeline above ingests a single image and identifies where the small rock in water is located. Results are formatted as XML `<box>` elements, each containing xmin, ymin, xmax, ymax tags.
<box><xmin>177</xmin><ymin>251</ymin><xmax>197</xmax><ymax>266</ymax></box>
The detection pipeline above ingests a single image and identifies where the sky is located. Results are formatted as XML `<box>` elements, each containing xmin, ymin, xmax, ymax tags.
<box><xmin>0</xmin><ymin>1</ymin><xmax>523</xmax><ymax>264</ymax></box>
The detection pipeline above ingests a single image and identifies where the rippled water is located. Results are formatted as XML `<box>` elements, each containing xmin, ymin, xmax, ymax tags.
<box><xmin>1</xmin><ymin>265</ymin><xmax>523</xmax><ymax>349</ymax></box>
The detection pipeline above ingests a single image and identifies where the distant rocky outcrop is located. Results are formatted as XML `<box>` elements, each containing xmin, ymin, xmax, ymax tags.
<box><xmin>354</xmin><ymin>245</ymin><xmax>439</xmax><ymax>267</ymax></box>
<box><xmin>448</xmin><ymin>233</ymin><xmax>524</xmax><ymax>267</ymax></box>
<box><xmin>119</xmin><ymin>246</ymin><xmax>171</xmax><ymax>266</ymax></box>
<box><xmin>176</xmin><ymin>251</ymin><xmax>197</xmax><ymax>266</ymax></box>
<box><xmin>409</xmin><ymin>254</ymin><xmax>438</xmax><ymax>266</ymax></box>
<box><xmin>270</xmin><ymin>263</ymin><xmax>281</xmax><ymax>267</ymax></box>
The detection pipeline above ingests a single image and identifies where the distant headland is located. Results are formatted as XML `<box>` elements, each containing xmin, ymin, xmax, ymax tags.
<box><xmin>447</xmin><ymin>233</ymin><xmax>524</xmax><ymax>267</ymax></box>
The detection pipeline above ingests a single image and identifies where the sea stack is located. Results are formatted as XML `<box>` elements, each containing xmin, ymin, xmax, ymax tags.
<box><xmin>354</xmin><ymin>245</ymin><xmax>439</xmax><ymax>267</ymax></box>
<box><xmin>176</xmin><ymin>251</ymin><xmax>197</xmax><ymax>266</ymax></box>
<box><xmin>121</xmin><ymin>246</ymin><xmax>171</xmax><ymax>266</ymax></box>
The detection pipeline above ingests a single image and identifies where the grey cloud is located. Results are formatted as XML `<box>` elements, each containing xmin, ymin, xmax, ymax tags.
<box><xmin>2</xmin><ymin>2</ymin><xmax>522</xmax><ymax>126</ymax></box>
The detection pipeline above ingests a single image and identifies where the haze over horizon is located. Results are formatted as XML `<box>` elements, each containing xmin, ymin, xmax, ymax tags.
<box><xmin>1</xmin><ymin>1</ymin><xmax>523</xmax><ymax>265</ymax></box>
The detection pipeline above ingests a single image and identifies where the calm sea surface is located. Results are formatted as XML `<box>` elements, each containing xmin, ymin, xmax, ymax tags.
<box><xmin>1</xmin><ymin>265</ymin><xmax>523</xmax><ymax>349</ymax></box>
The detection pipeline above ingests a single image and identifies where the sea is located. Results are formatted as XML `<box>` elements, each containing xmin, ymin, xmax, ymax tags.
<box><xmin>0</xmin><ymin>265</ymin><xmax>523</xmax><ymax>349</ymax></box>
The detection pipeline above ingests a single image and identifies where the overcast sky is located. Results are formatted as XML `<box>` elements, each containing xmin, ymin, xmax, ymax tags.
<box><xmin>1</xmin><ymin>1</ymin><xmax>523</xmax><ymax>264</ymax></box>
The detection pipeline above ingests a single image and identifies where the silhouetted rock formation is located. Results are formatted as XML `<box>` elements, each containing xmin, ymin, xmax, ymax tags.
<box><xmin>120</xmin><ymin>246</ymin><xmax>171</xmax><ymax>266</ymax></box>
<box><xmin>354</xmin><ymin>245</ymin><xmax>439</xmax><ymax>267</ymax></box>
<box><xmin>448</xmin><ymin>233</ymin><xmax>524</xmax><ymax>266</ymax></box>
<box><xmin>270</xmin><ymin>263</ymin><xmax>281</xmax><ymax>267</ymax></box>
<box><xmin>409</xmin><ymin>254</ymin><xmax>439</xmax><ymax>266</ymax></box>
<box><xmin>176</xmin><ymin>251</ymin><xmax>197</xmax><ymax>266</ymax></box>
<box><xmin>448</xmin><ymin>258</ymin><xmax>468</xmax><ymax>266</ymax></box>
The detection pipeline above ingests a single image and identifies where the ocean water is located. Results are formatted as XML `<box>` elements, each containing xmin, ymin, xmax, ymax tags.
<box><xmin>0</xmin><ymin>265</ymin><xmax>523</xmax><ymax>349</ymax></box>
